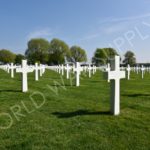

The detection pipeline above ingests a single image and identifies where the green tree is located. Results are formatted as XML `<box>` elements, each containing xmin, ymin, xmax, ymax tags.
<box><xmin>0</xmin><ymin>49</ymin><xmax>16</xmax><ymax>64</ymax></box>
<box><xmin>25</xmin><ymin>38</ymin><xmax>49</xmax><ymax>64</ymax></box>
<box><xmin>70</xmin><ymin>46</ymin><xmax>87</xmax><ymax>62</ymax></box>
<box><xmin>123</xmin><ymin>51</ymin><xmax>136</xmax><ymax>66</ymax></box>
<box><xmin>15</xmin><ymin>54</ymin><xmax>25</xmax><ymax>64</ymax></box>
<box><xmin>92</xmin><ymin>48</ymin><xmax>118</xmax><ymax>65</ymax></box>
<box><xmin>49</xmin><ymin>38</ymin><xmax>70</xmax><ymax>65</ymax></box>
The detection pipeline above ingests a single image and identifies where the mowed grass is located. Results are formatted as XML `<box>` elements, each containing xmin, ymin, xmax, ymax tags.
<box><xmin>0</xmin><ymin>69</ymin><xmax>149</xmax><ymax>150</ymax></box>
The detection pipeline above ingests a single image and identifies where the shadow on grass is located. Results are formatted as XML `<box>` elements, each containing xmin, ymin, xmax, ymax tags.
<box><xmin>0</xmin><ymin>90</ymin><xmax>21</xmax><ymax>93</ymax></box>
<box><xmin>122</xmin><ymin>93</ymin><xmax>150</xmax><ymax>97</ymax></box>
<box><xmin>52</xmin><ymin>109</ymin><xmax>110</xmax><ymax>118</ymax></box>
<box><xmin>50</xmin><ymin>84</ymin><xmax>74</xmax><ymax>87</ymax></box>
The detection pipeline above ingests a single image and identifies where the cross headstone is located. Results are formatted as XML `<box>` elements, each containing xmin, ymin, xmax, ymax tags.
<box><xmin>105</xmin><ymin>56</ymin><xmax>125</xmax><ymax>115</ymax></box>
<box><xmin>74</xmin><ymin>62</ymin><xmax>82</xmax><ymax>86</ymax></box>
<box><xmin>9</xmin><ymin>63</ymin><xmax>16</xmax><ymax>78</ymax></box>
<box><xmin>141</xmin><ymin>65</ymin><xmax>145</xmax><ymax>79</ymax></box>
<box><xmin>61</xmin><ymin>65</ymin><xmax>64</xmax><ymax>76</ymax></box>
<box><xmin>126</xmin><ymin>64</ymin><xmax>131</xmax><ymax>80</ymax></box>
<box><xmin>92</xmin><ymin>65</ymin><xmax>96</xmax><ymax>75</ymax></box>
<box><xmin>7</xmin><ymin>64</ymin><xmax>10</xmax><ymax>73</ymax></box>
<box><xmin>136</xmin><ymin>66</ymin><xmax>139</xmax><ymax>74</ymax></box>
<box><xmin>88</xmin><ymin>64</ymin><xmax>92</xmax><ymax>78</ymax></box>
<box><xmin>39</xmin><ymin>64</ymin><xmax>45</xmax><ymax>77</ymax></box>
<box><xmin>34</xmin><ymin>63</ymin><xmax>40</xmax><ymax>81</ymax></box>
<box><xmin>65</xmin><ymin>64</ymin><xmax>71</xmax><ymax>79</ymax></box>
<box><xmin>58</xmin><ymin>65</ymin><xmax>61</xmax><ymax>74</ymax></box>
<box><xmin>16</xmin><ymin>60</ymin><xmax>34</xmax><ymax>92</ymax></box>
<box><xmin>56</xmin><ymin>65</ymin><xmax>59</xmax><ymax>73</ymax></box>
<box><xmin>105</xmin><ymin>63</ymin><xmax>110</xmax><ymax>82</ymax></box>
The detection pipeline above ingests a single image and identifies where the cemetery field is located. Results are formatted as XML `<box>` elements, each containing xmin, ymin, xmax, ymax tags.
<box><xmin>0</xmin><ymin>69</ymin><xmax>149</xmax><ymax>150</ymax></box>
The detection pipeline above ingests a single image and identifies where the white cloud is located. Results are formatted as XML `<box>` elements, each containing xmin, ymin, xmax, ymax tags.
<box><xmin>79</xmin><ymin>33</ymin><xmax>99</xmax><ymax>41</ymax></box>
<box><xmin>99</xmin><ymin>13</ymin><xmax>150</xmax><ymax>25</ymax></box>
<box><xmin>102</xmin><ymin>22</ymin><xmax>131</xmax><ymax>35</ymax></box>
<box><xmin>27</xmin><ymin>28</ymin><xmax>54</xmax><ymax>40</ymax></box>
<box><xmin>79</xmin><ymin>13</ymin><xmax>150</xmax><ymax>41</ymax></box>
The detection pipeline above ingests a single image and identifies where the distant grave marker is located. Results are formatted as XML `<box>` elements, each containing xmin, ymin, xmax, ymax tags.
<box><xmin>65</xmin><ymin>64</ymin><xmax>71</xmax><ymax>79</ymax></box>
<box><xmin>74</xmin><ymin>62</ymin><xmax>82</xmax><ymax>86</ymax></box>
<box><xmin>126</xmin><ymin>64</ymin><xmax>131</xmax><ymax>80</ymax></box>
<box><xmin>9</xmin><ymin>63</ymin><xmax>16</xmax><ymax>78</ymax></box>
<box><xmin>141</xmin><ymin>65</ymin><xmax>145</xmax><ymax>79</ymax></box>
<box><xmin>34</xmin><ymin>63</ymin><xmax>40</xmax><ymax>81</ymax></box>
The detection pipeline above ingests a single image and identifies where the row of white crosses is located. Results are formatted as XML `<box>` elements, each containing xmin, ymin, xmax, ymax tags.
<box><xmin>117</xmin><ymin>64</ymin><xmax>150</xmax><ymax>80</ymax></box>
<box><xmin>1</xmin><ymin>60</ymin><xmax>96</xmax><ymax>92</ymax></box>
<box><xmin>49</xmin><ymin>63</ymin><xmax>97</xmax><ymax>86</ymax></box>
<box><xmin>0</xmin><ymin>60</ymin><xmax>46</xmax><ymax>92</ymax></box>
<box><xmin>53</xmin><ymin>63</ymin><xmax>96</xmax><ymax>81</ymax></box>
<box><xmin>126</xmin><ymin>64</ymin><xmax>149</xmax><ymax>80</ymax></box>
<box><xmin>50</xmin><ymin>63</ymin><xmax>82</xmax><ymax>86</ymax></box>
<box><xmin>1</xmin><ymin>63</ymin><xmax>16</xmax><ymax>77</ymax></box>
<box><xmin>56</xmin><ymin>62</ymin><xmax>85</xmax><ymax>86</ymax></box>
<box><xmin>72</xmin><ymin>63</ymin><xmax>96</xmax><ymax>86</ymax></box>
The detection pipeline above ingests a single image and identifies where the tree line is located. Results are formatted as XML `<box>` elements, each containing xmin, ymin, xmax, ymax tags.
<box><xmin>0</xmin><ymin>38</ymin><xmax>136</xmax><ymax>66</ymax></box>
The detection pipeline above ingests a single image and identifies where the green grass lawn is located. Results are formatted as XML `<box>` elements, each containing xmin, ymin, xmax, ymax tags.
<box><xmin>0</xmin><ymin>69</ymin><xmax>149</xmax><ymax>150</ymax></box>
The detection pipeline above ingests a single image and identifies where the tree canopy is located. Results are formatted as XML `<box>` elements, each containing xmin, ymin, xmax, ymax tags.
<box><xmin>123</xmin><ymin>51</ymin><xmax>136</xmax><ymax>66</ymax></box>
<box><xmin>0</xmin><ymin>49</ymin><xmax>16</xmax><ymax>64</ymax></box>
<box><xmin>15</xmin><ymin>54</ymin><xmax>25</xmax><ymax>64</ymax></box>
<box><xmin>70</xmin><ymin>46</ymin><xmax>87</xmax><ymax>62</ymax></box>
<box><xmin>48</xmin><ymin>38</ymin><xmax>70</xmax><ymax>65</ymax></box>
<box><xmin>92</xmin><ymin>48</ymin><xmax>118</xmax><ymax>65</ymax></box>
<box><xmin>25</xmin><ymin>38</ymin><xmax>50</xmax><ymax>64</ymax></box>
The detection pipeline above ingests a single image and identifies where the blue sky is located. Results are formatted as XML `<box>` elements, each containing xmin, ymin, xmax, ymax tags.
<box><xmin>0</xmin><ymin>0</ymin><xmax>150</xmax><ymax>62</ymax></box>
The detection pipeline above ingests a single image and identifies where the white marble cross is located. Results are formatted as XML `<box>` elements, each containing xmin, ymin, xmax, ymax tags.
<box><xmin>126</xmin><ymin>64</ymin><xmax>131</xmax><ymax>80</ymax></box>
<box><xmin>58</xmin><ymin>65</ymin><xmax>61</xmax><ymax>74</ymax></box>
<box><xmin>74</xmin><ymin>62</ymin><xmax>83</xmax><ymax>86</ymax></box>
<box><xmin>141</xmin><ymin>65</ymin><xmax>145</xmax><ymax>79</ymax></box>
<box><xmin>61</xmin><ymin>65</ymin><xmax>64</xmax><ymax>76</ymax></box>
<box><xmin>65</xmin><ymin>64</ymin><xmax>71</xmax><ymax>79</ymax></box>
<box><xmin>56</xmin><ymin>65</ymin><xmax>59</xmax><ymax>73</ymax></box>
<box><xmin>92</xmin><ymin>65</ymin><xmax>96</xmax><ymax>75</ymax></box>
<box><xmin>34</xmin><ymin>63</ymin><xmax>40</xmax><ymax>81</ymax></box>
<box><xmin>9</xmin><ymin>63</ymin><xmax>16</xmax><ymax>78</ymax></box>
<box><xmin>7</xmin><ymin>64</ymin><xmax>10</xmax><ymax>73</ymax></box>
<box><xmin>83</xmin><ymin>66</ymin><xmax>87</xmax><ymax>73</ymax></box>
<box><xmin>105</xmin><ymin>56</ymin><xmax>125</xmax><ymax>115</ymax></box>
<box><xmin>16</xmin><ymin>60</ymin><xmax>34</xmax><ymax>92</ymax></box>
<box><xmin>39</xmin><ymin>64</ymin><xmax>45</xmax><ymax>77</ymax></box>
<box><xmin>88</xmin><ymin>64</ymin><xmax>92</xmax><ymax>78</ymax></box>
<box><xmin>105</xmin><ymin>63</ymin><xmax>110</xmax><ymax>82</ymax></box>
<box><xmin>136</xmin><ymin>66</ymin><xmax>139</xmax><ymax>74</ymax></box>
